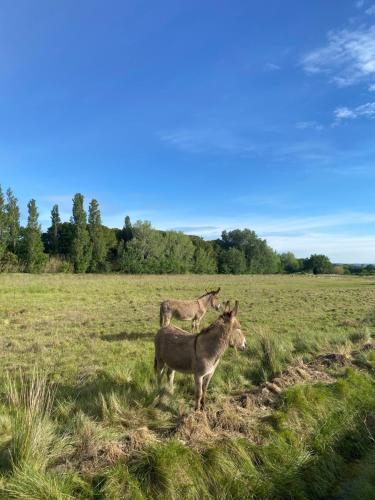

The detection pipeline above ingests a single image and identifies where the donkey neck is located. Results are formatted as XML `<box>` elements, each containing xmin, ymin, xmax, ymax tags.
<box><xmin>197</xmin><ymin>293</ymin><xmax>212</xmax><ymax>311</ymax></box>
<box><xmin>197</xmin><ymin>322</ymin><xmax>230</xmax><ymax>362</ymax></box>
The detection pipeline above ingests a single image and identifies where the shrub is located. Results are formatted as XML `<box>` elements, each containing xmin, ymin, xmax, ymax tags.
<box><xmin>0</xmin><ymin>251</ymin><xmax>20</xmax><ymax>272</ymax></box>
<box><xmin>45</xmin><ymin>256</ymin><xmax>73</xmax><ymax>273</ymax></box>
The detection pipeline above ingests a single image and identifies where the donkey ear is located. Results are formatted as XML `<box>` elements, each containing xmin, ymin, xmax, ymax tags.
<box><xmin>223</xmin><ymin>300</ymin><xmax>231</xmax><ymax>313</ymax></box>
<box><xmin>232</xmin><ymin>300</ymin><xmax>239</xmax><ymax>316</ymax></box>
<box><xmin>215</xmin><ymin>287</ymin><xmax>221</xmax><ymax>294</ymax></box>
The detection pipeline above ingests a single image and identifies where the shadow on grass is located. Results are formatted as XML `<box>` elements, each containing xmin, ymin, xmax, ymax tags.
<box><xmin>101</xmin><ymin>331</ymin><xmax>155</xmax><ymax>342</ymax></box>
<box><xmin>52</xmin><ymin>364</ymin><xmax>188</xmax><ymax>423</ymax></box>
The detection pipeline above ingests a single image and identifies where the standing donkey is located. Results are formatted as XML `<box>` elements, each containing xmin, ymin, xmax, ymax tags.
<box><xmin>160</xmin><ymin>288</ymin><xmax>221</xmax><ymax>333</ymax></box>
<box><xmin>154</xmin><ymin>301</ymin><xmax>246</xmax><ymax>410</ymax></box>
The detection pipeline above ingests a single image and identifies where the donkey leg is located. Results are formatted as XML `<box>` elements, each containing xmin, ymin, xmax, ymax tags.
<box><xmin>166</xmin><ymin>368</ymin><xmax>175</xmax><ymax>393</ymax></box>
<box><xmin>201</xmin><ymin>372</ymin><xmax>214</xmax><ymax>409</ymax></box>
<box><xmin>194</xmin><ymin>375</ymin><xmax>203</xmax><ymax>411</ymax></box>
<box><xmin>192</xmin><ymin>317</ymin><xmax>198</xmax><ymax>333</ymax></box>
<box><xmin>164</xmin><ymin>313</ymin><xmax>172</xmax><ymax>327</ymax></box>
<box><xmin>156</xmin><ymin>360</ymin><xmax>165</xmax><ymax>387</ymax></box>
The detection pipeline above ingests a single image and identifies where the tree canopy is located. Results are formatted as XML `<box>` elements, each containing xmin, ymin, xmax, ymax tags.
<box><xmin>0</xmin><ymin>186</ymin><xmax>357</xmax><ymax>275</ymax></box>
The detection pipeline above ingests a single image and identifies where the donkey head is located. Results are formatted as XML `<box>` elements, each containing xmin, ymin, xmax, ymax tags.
<box><xmin>208</xmin><ymin>287</ymin><xmax>221</xmax><ymax>311</ymax></box>
<box><xmin>223</xmin><ymin>300</ymin><xmax>246</xmax><ymax>350</ymax></box>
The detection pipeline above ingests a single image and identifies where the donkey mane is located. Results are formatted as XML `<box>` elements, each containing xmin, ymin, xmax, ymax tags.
<box><xmin>197</xmin><ymin>288</ymin><xmax>220</xmax><ymax>299</ymax></box>
<box><xmin>198</xmin><ymin>313</ymin><xmax>230</xmax><ymax>336</ymax></box>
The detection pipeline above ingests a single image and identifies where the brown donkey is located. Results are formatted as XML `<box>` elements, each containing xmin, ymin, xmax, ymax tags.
<box><xmin>154</xmin><ymin>301</ymin><xmax>246</xmax><ymax>410</ymax></box>
<box><xmin>159</xmin><ymin>288</ymin><xmax>221</xmax><ymax>333</ymax></box>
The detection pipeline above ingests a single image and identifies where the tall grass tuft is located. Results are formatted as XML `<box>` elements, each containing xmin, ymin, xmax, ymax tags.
<box><xmin>129</xmin><ymin>439</ymin><xmax>207</xmax><ymax>499</ymax></box>
<box><xmin>349</xmin><ymin>327</ymin><xmax>371</xmax><ymax>344</ymax></box>
<box><xmin>202</xmin><ymin>439</ymin><xmax>259</xmax><ymax>498</ymax></box>
<box><xmin>253</xmin><ymin>327</ymin><xmax>291</xmax><ymax>382</ymax></box>
<box><xmin>5</xmin><ymin>370</ymin><xmax>70</xmax><ymax>471</ymax></box>
<box><xmin>102</xmin><ymin>463</ymin><xmax>144</xmax><ymax>499</ymax></box>
<box><xmin>364</xmin><ymin>306</ymin><xmax>375</xmax><ymax>328</ymax></box>
<box><xmin>3</xmin><ymin>463</ymin><xmax>90</xmax><ymax>499</ymax></box>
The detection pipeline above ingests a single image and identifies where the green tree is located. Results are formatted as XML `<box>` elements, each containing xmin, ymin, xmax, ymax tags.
<box><xmin>56</xmin><ymin>222</ymin><xmax>75</xmax><ymax>257</ymax></box>
<box><xmin>0</xmin><ymin>185</ymin><xmax>7</xmax><ymax>259</ymax></box>
<box><xmin>102</xmin><ymin>226</ymin><xmax>118</xmax><ymax>267</ymax></box>
<box><xmin>123</xmin><ymin>215</ymin><xmax>133</xmax><ymax>242</ymax></box>
<box><xmin>118</xmin><ymin>221</ymin><xmax>163</xmax><ymax>273</ymax></box>
<box><xmin>305</xmin><ymin>254</ymin><xmax>333</xmax><ymax>274</ymax></box>
<box><xmin>193</xmin><ymin>246</ymin><xmax>217</xmax><ymax>274</ymax></box>
<box><xmin>221</xmin><ymin>228</ymin><xmax>280</xmax><ymax>273</ymax></box>
<box><xmin>21</xmin><ymin>199</ymin><xmax>47</xmax><ymax>273</ymax></box>
<box><xmin>6</xmin><ymin>188</ymin><xmax>20</xmax><ymax>254</ymax></box>
<box><xmin>50</xmin><ymin>204</ymin><xmax>61</xmax><ymax>254</ymax></box>
<box><xmin>159</xmin><ymin>231</ymin><xmax>194</xmax><ymax>273</ymax></box>
<box><xmin>280</xmin><ymin>252</ymin><xmax>300</xmax><ymax>273</ymax></box>
<box><xmin>70</xmin><ymin>194</ymin><xmax>92</xmax><ymax>273</ymax></box>
<box><xmin>219</xmin><ymin>248</ymin><xmax>247</xmax><ymax>274</ymax></box>
<box><xmin>191</xmin><ymin>238</ymin><xmax>217</xmax><ymax>274</ymax></box>
<box><xmin>88</xmin><ymin>199</ymin><xmax>107</xmax><ymax>272</ymax></box>
<box><xmin>248</xmin><ymin>241</ymin><xmax>281</xmax><ymax>274</ymax></box>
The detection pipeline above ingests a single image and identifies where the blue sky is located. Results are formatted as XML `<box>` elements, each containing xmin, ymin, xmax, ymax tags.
<box><xmin>1</xmin><ymin>0</ymin><xmax>375</xmax><ymax>262</ymax></box>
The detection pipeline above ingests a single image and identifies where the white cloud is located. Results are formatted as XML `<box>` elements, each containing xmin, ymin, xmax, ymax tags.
<box><xmin>334</xmin><ymin>101</ymin><xmax>375</xmax><ymax>121</ymax></box>
<box><xmin>356</xmin><ymin>0</ymin><xmax>365</xmax><ymax>8</ymax></box>
<box><xmin>334</xmin><ymin>107</ymin><xmax>357</xmax><ymax>120</ymax></box>
<box><xmin>302</xmin><ymin>25</ymin><xmax>375</xmax><ymax>86</ymax></box>
<box><xmin>296</xmin><ymin>121</ymin><xmax>324</xmax><ymax>131</ymax></box>
<box><xmin>366</xmin><ymin>4</ymin><xmax>375</xmax><ymax>14</ymax></box>
<box><xmin>264</xmin><ymin>62</ymin><xmax>281</xmax><ymax>71</ymax></box>
<box><xmin>369</xmin><ymin>82</ymin><xmax>375</xmax><ymax>90</ymax></box>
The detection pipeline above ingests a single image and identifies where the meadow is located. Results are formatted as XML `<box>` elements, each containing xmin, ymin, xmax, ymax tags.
<box><xmin>0</xmin><ymin>273</ymin><xmax>374</xmax><ymax>499</ymax></box>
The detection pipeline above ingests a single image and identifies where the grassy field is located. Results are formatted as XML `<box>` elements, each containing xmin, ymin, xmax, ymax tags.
<box><xmin>0</xmin><ymin>273</ymin><xmax>374</xmax><ymax>499</ymax></box>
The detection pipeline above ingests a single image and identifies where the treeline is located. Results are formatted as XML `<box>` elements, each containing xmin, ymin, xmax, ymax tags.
<box><xmin>0</xmin><ymin>186</ymin><xmax>370</xmax><ymax>275</ymax></box>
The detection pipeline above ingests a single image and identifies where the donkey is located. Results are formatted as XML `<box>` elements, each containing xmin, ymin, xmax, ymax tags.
<box><xmin>154</xmin><ymin>301</ymin><xmax>246</xmax><ymax>410</ymax></box>
<box><xmin>159</xmin><ymin>288</ymin><xmax>221</xmax><ymax>333</ymax></box>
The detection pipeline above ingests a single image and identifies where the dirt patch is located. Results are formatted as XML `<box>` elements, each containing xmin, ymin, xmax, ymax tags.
<box><xmin>314</xmin><ymin>353</ymin><xmax>349</xmax><ymax>366</ymax></box>
<box><xmin>122</xmin><ymin>426</ymin><xmax>159</xmax><ymax>455</ymax></box>
<box><xmin>232</xmin><ymin>362</ymin><xmax>336</xmax><ymax>413</ymax></box>
<box><xmin>174</xmin><ymin>411</ymin><xmax>219</xmax><ymax>447</ymax></box>
<box><xmin>66</xmin><ymin>426</ymin><xmax>158</xmax><ymax>474</ymax></box>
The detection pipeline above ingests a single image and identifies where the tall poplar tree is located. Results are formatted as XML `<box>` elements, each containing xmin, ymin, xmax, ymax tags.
<box><xmin>70</xmin><ymin>193</ymin><xmax>91</xmax><ymax>273</ymax></box>
<box><xmin>50</xmin><ymin>204</ymin><xmax>61</xmax><ymax>254</ymax></box>
<box><xmin>22</xmin><ymin>199</ymin><xmax>47</xmax><ymax>272</ymax></box>
<box><xmin>123</xmin><ymin>215</ymin><xmax>133</xmax><ymax>242</ymax></box>
<box><xmin>0</xmin><ymin>186</ymin><xmax>7</xmax><ymax>259</ymax></box>
<box><xmin>88</xmin><ymin>199</ymin><xmax>106</xmax><ymax>272</ymax></box>
<box><xmin>6</xmin><ymin>188</ymin><xmax>20</xmax><ymax>254</ymax></box>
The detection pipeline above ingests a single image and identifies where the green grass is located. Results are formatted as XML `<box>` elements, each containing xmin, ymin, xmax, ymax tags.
<box><xmin>0</xmin><ymin>273</ymin><xmax>374</xmax><ymax>498</ymax></box>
